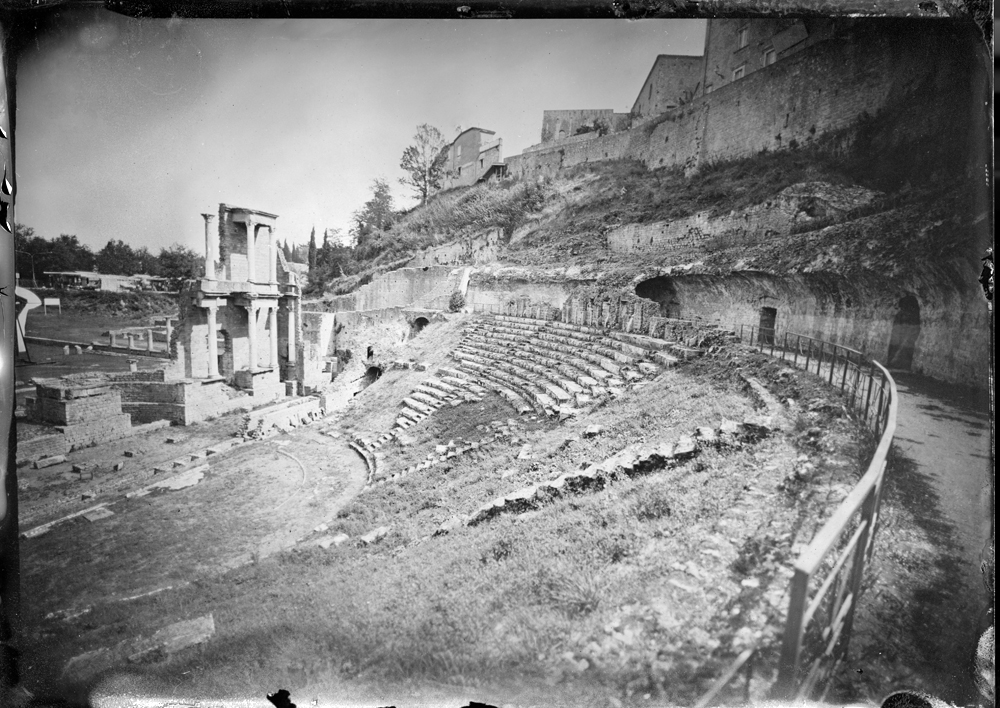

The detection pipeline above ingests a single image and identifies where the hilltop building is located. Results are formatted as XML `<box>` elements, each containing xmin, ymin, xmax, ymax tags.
<box><xmin>631</xmin><ymin>54</ymin><xmax>704</xmax><ymax>119</ymax></box>
<box><xmin>701</xmin><ymin>19</ymin><xmax>836</xmax><ymax>95</ymax></box>
<box><xmin>439</xmin><ymin>127</ymin><xmax>505</xmax><ymax>189</ymax></box>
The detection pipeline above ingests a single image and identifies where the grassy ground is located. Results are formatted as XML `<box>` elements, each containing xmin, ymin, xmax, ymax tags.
<box><xmin>23</xmin><ymin>341</ymin><xmax>870</xmax><ymax>707</ymax></box>
<box><xmin>20</xmin><ymin>426</ymin><xmax>367</xmax><ymax>690</ymax></box>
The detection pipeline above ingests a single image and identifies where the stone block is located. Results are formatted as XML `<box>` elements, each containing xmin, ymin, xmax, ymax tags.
<box><xmin>83</xmin><ymin>507</ymin><xmax>114</xmax><ymax>522</ymax></box>
<box><xmin>358</xmin><ymin>526</ymin><xmax>390</xmax><ymax>546</ymax></box>
<box><xmin>433</xmin><ymin>515</ymin><xmax>464</xmax><ymax>537</ymax></box>
<box><xmin>34</xmin><ymin>455</ymin><xmax>67</xmax><ymax>469</ymax></box>
<box><xmin>674</xmin><ymin>436</ymin><xmax>697</xmax><ymax>458</ymax></box>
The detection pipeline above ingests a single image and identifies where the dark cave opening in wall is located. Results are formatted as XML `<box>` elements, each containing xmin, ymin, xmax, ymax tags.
<box><xmin>635</xmin><ymin>276</ymin><xmax>681</xmax><ymax>318</ymax></box>
<box><xmin>361</xmin><ymin>365</ymin><xmax>383</xmax><ymax>389</ymax></box>
<box><xmin>886</xmin><ymin>294</ymin><xmax>921</xmax><ymax>370</ymax></box>
<box><xmin>411</xmin><ymin>317</ymin><xmax>430</xmax><ymax>338</ymax></box>
<box><xmin>758</xmin><ymin>306</ymin><xmax>777</xmax><ymax>346</ymax></box>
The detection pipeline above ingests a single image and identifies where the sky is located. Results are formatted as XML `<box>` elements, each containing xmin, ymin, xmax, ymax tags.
<box><xmin>14</xmin><ymin>10</ymin><xmax>706</xmax><ymax>255</ymax></box>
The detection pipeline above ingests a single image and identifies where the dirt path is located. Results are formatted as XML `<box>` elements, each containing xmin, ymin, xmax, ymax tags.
<box><xmin>839</xmin><ymin>372</ymin><xmax>992</xmax><ymax>704</ymax></box>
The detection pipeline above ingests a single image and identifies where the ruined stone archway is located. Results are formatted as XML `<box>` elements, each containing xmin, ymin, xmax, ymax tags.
<box><xmin>411</xmin><ymin>317</ymin><xmax>430</xmax><ymax>338</ymax></box>
<box><xmin>635</xmin><ymin>276</ymin><xmax>681</xmax><ymax>318</ymax></box>
<box><xmin>363</xmin><ymin>365</ymin><xmax>383</xmax><ymax>387</ymax></box>
<box><xmin>886</xmin><ymin>294</ymin><xmax>921</xmax><ymax>370</ymax></box>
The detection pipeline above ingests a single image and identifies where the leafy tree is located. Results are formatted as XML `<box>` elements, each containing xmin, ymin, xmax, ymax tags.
<box><xmin>399</xmin><ymin>124</ymin><xmax>447</xmax><ymax>205</ymax></box>
<box><xmin>49</xmin><ymin>234</ymin><xmax>95</xmax><ymax>272</ymax></box>
<box><xmin>96</xmin><ymin>239</ymin><xmax>142</xmax><ymax>275</ymax></box>
<box><xmin>350</xmin><ymin>178</ymin><xmax>395</xmax><ymax>252</ymax></box>
<box><xmin>157</xmin><ymin>243</ymin><xmax>203</xmax><ymax>283</ymax></box>
<box><xmin>15</xmin><ymin>225</ymin><xmax>95</xmax><ymax>282</ymax></box>
<box><xmin>135</xmin><ymin>246</ymin><xmax>161</xmax><ymax>275</ymax></box>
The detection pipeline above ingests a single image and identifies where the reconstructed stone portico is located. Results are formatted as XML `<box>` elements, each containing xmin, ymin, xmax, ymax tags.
<box><xmin>172</xmin><ymin>205</ymin><xmax>301</xmax><ymax>401</ymax></box>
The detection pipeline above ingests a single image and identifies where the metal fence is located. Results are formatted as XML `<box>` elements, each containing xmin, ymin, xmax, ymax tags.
<box><xmin>696</xmin><ymin>323</ymin><xmax>897</xmax><ymax>703</ymax></box>
<box><xmin>466</xmin><ymin>309</ymin><xmax>897</xmax><ymax>701</ymax></box>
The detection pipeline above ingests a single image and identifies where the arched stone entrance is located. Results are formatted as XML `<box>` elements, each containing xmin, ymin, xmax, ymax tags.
<box><xmin>886</xmin><ymin>294</ymin><xmax>921</xmax><ymax>370</ymax></box>
<box><xmin>362</xmin><ymin>365</ymin><xmax>383</xmax><ymax>389</ymax></box>
<box><xmin>411</xmin><ymin>316</ymin><xmax>430</xmax><ymax>338</ymax></box>
<box><xmin>635</xmin><ymin>276</ymin><xmax>681</xmax><ymax>318</ymax></box>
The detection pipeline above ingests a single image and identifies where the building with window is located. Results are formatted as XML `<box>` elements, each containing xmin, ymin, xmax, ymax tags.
<box><xmin>439</xmin><ymin>127</ymin><xmax>504</xmax><ymax>190</ymax></box>
<box><xmin>701</xmin><ymin>19</ymin><xmax>836</xmax><ymax>96</ymax></box>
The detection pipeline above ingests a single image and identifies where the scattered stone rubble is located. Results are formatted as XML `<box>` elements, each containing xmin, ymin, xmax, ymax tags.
<box><xmin>463</xmin><ymin>417</ymin><xmax>773</xmax><ymax>528</ymax></box>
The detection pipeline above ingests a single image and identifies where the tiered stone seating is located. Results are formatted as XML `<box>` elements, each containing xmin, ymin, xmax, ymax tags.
<box><xmin>391</xmin><ymin>370</ymin><xmax>489</xmax><ymax>431</ymax></box>
<box><xmin>445</xmin><ymin>313</ymin><xmax>697</xmax><ymax>419</ymax></box>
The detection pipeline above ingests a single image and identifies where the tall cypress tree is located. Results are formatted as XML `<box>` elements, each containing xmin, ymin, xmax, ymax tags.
<box><xmin>308</xmin><ymin>227</ymin><xmax>317</xmax><ymax>271</ymax></box>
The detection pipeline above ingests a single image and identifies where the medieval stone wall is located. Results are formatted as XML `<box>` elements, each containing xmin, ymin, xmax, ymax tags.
<box><xmin>505</xmin><ymin>23</ymin><xmax>976</xmax><ymax>180</ymax></box>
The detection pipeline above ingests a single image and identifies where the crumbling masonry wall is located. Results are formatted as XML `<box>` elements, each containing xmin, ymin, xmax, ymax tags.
<box><xmin>321</xmin><ymin>266</ymin><xmax>469</xmax><ymax>312</ymax></box>
<box><xmin>505</xmin><ymin>23</ymin><xmax>978</xmax><ymax>179</ymax></box>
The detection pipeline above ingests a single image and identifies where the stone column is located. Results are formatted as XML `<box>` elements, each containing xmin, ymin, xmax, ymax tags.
<box><xmin>245</xmin><ymin>304</ymin><xmax>258</xmax><ymax>371</ymax></box>
<box><xmin>202</xmin><ymin>213</ymin><xmax>216</xmax><ymax>279</ymax></box>
<box><xmin>268</xmin><ymin>304</ymin><xmax>279</xmax><ymax>368</ymax></box>
<box><xmin>245</xmin><ymin>218</ymin><xmax>256</xmax><ymax>283</ymax></box>
<box><xmin>268</xmin><ymin>226</ymin><xmax>277</xmax><ymax>284</ymax></box>
<box><xmin>206</xmin><ymin>304</ymin><xmax>219</xmax><ymax>378</ymax></box>
<box><xmin>286</xmin><ymin>301</ymin><xmax>296</xmax><ymax>363</ymax></box>
<box><xmin>147</xmin><ymin>328</ymin><xmax>155</xmax><ymax>352</ymax></box>
<box><xmin>165</xmin><ymin>319</ymin><xmax>173</xmax><ymax>348</ymax></box>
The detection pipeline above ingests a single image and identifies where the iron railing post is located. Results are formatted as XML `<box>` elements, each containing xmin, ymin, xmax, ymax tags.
<box><xmin>864</xmin><ymin>362</ymin><xmax>875</xmax><ymax>427</ymax></box>
<box><xmin>775</xmin><ymin>568</ymin><xmax>811</xmax><ymax>698</ymax></box>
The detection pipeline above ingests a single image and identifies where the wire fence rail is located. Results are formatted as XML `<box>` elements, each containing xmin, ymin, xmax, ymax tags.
<box><xmin>701</xmin><ymin>324</ymin><xmax>897</xmax><ymax>703</ymax></box>
<box><xmin>469</xmin><ymin>307</ymin><xmax>898</xmax><ymax>703</ymax></box>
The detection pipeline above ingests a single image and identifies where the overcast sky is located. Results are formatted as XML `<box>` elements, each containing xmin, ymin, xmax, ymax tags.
<box><xmin>14</xmin><ymin>10</ymin><xmax>705</xmax><ymax>255</ymax></box>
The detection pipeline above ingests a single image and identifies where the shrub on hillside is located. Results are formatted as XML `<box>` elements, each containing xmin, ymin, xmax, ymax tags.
<box><xmin>448</xmin><ymin>290</ymin><xmax>466</xmax><ymax>312</ymax></box>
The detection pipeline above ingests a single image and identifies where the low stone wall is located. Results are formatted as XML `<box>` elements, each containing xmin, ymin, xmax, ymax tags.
<box><xmin>122</xmin><ymin>402</ymin><xmax>187</xmax><ymax>425</ymax></box>
<box><xmin>16</xmin><ymin>433</ymin><xmax>71</xmax><ymax>467</ymax></box>
<box><xmin>57</xmin><ymin>414</ymin><xmax>134</xmax><ymax>448</ymax></box>
<box><xmin>240</xmin><ymin>397</ymin><xmax>324</xmax><ymax>438</ymax></box>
